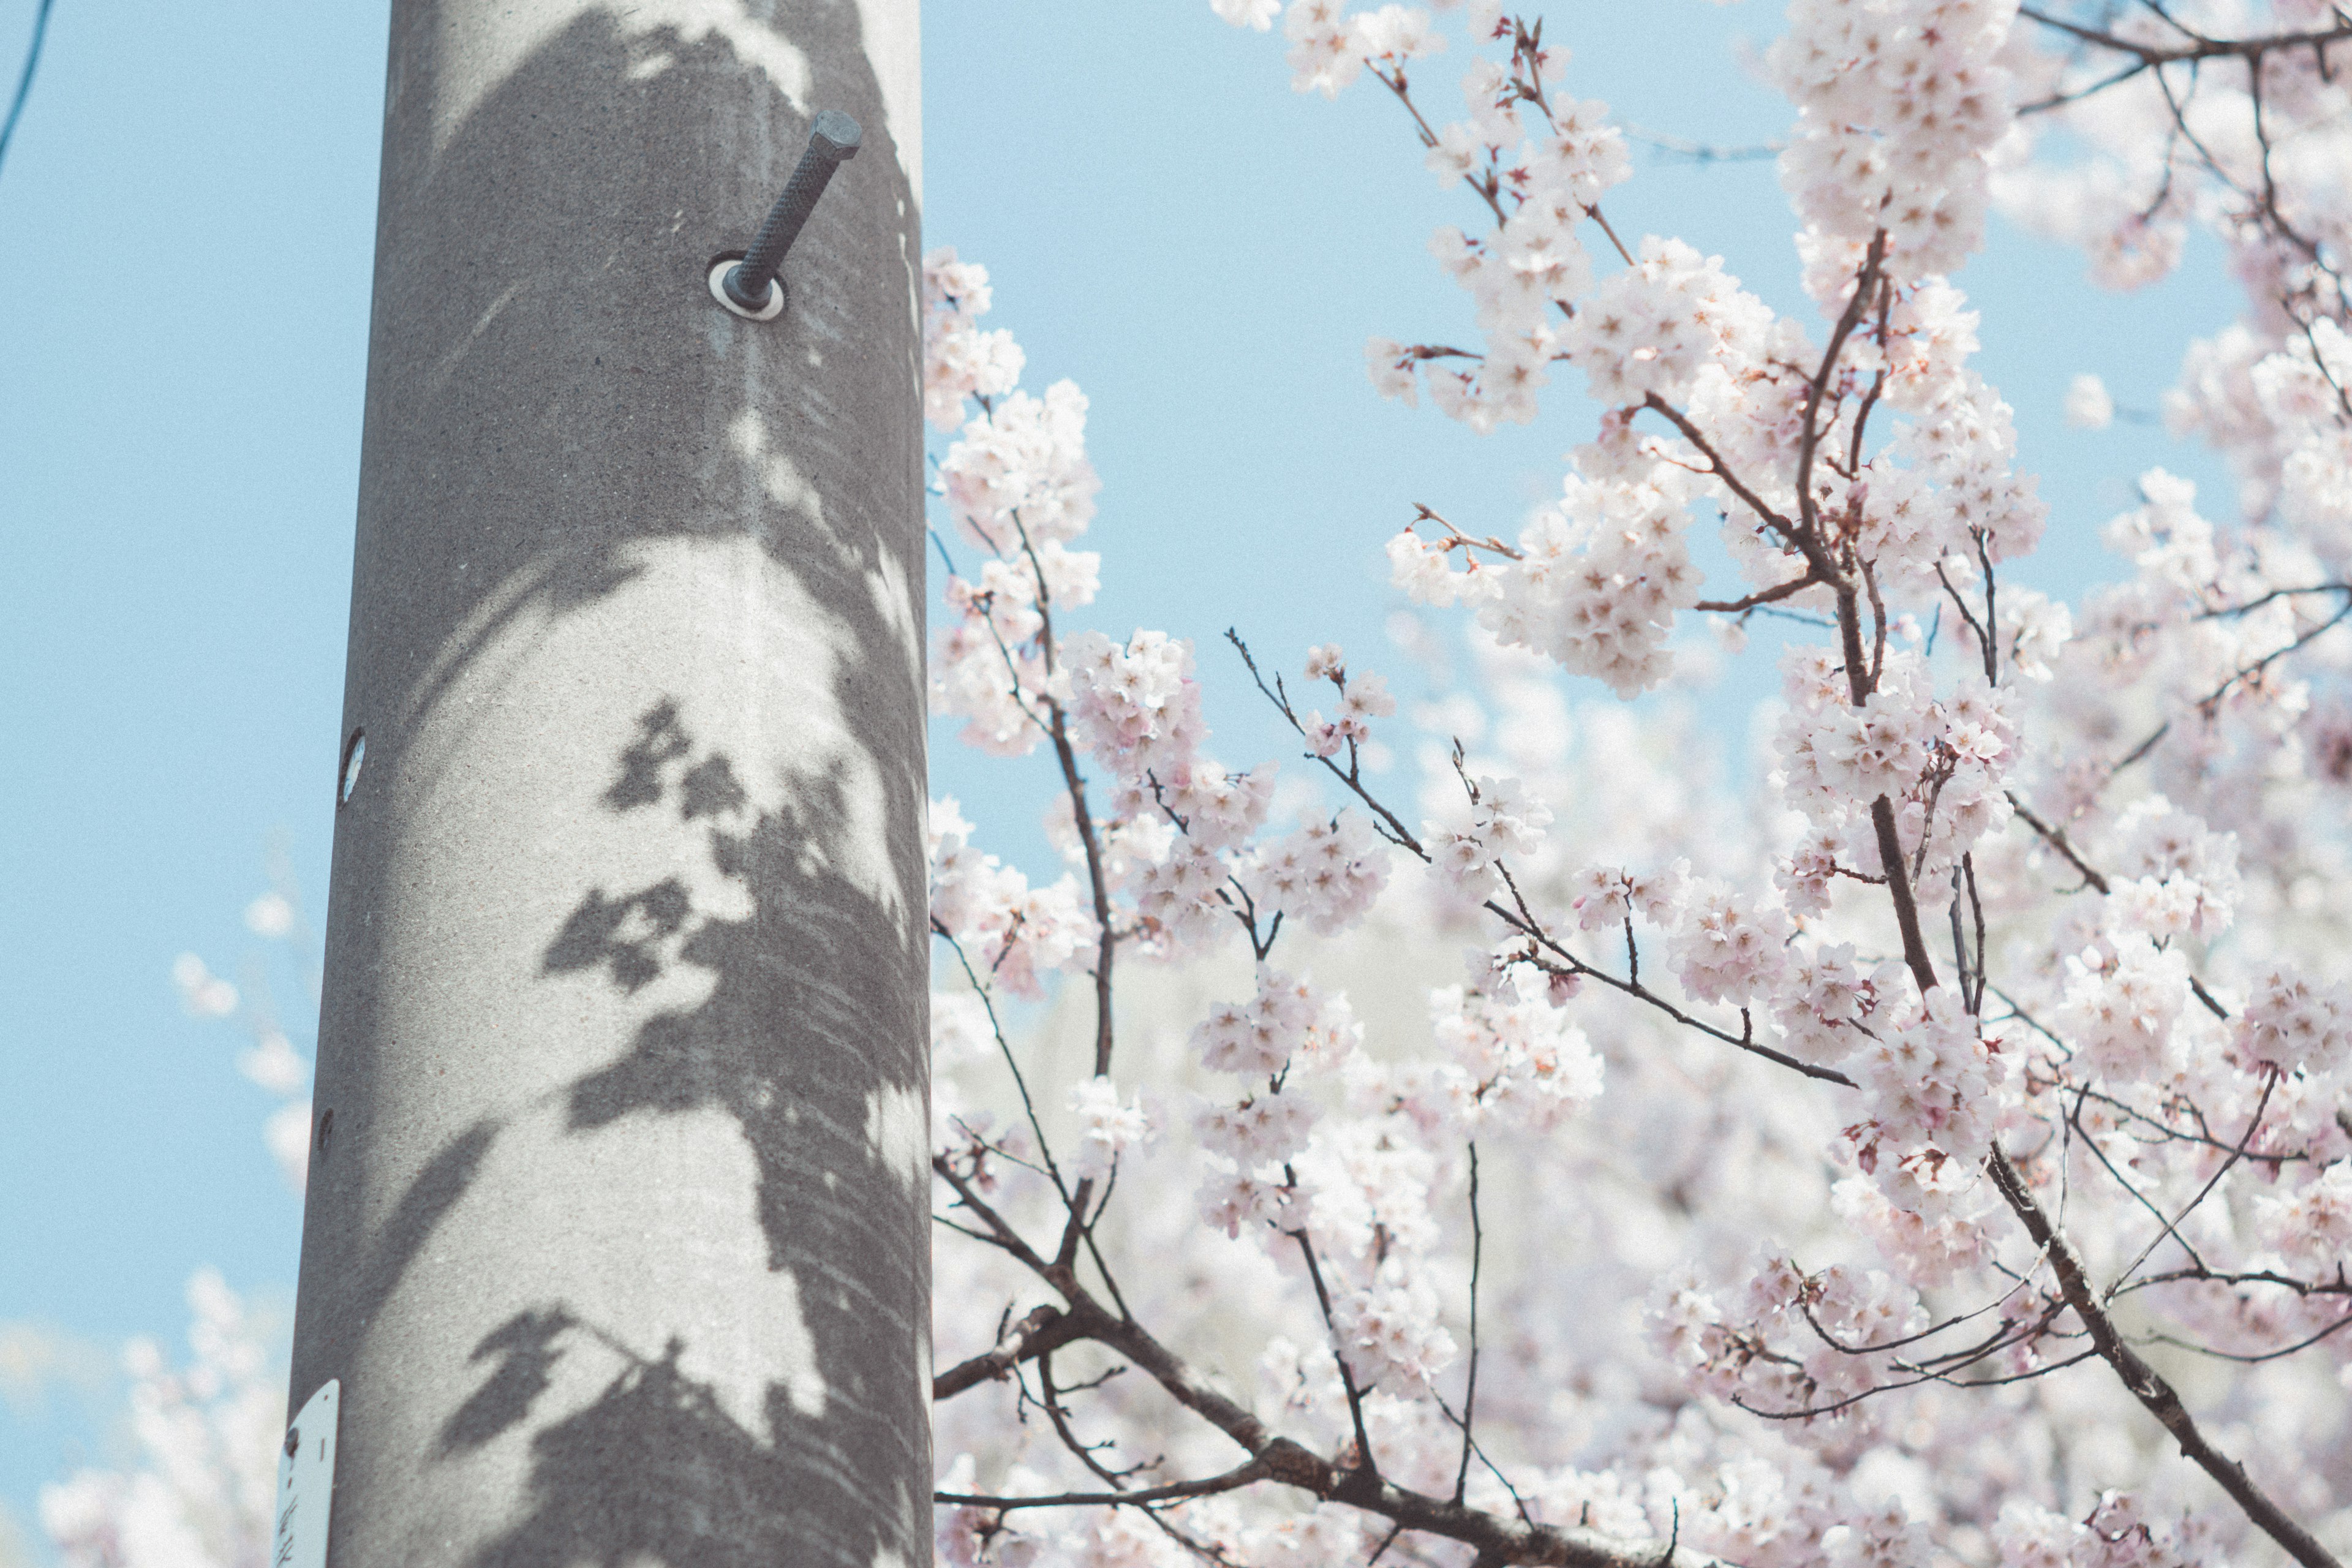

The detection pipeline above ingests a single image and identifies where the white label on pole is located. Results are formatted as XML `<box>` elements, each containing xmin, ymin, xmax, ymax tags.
<box><xmin>273</xmin><ymin>1379</ymin><xmax>339</xmax><ymax>1568</ymax></box>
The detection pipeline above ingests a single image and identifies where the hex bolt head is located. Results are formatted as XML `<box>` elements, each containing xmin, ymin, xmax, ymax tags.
<box><xmin>718</xmin><ymin>110</ymin><xmax>864</xmax><ymax>320</ymax></box>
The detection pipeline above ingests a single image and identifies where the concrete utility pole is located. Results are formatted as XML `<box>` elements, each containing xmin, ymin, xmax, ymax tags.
<box><xmin>287</xmin><ymin>4</ymin><xmax>927</xmax><ymax>1564</ymax></box>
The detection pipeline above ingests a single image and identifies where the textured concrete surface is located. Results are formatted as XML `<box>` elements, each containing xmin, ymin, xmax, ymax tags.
<box><xmin>288</xmin><ymin>4</ymin><xmax>928</xmax><ymax>1563</ymax></box>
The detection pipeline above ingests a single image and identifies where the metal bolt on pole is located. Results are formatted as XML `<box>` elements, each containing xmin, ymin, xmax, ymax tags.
<box><xmin>287</xmin><ymin>9</ymin><xmax>927</xmax><ymax>1566</ymax></box>
<box><xmin>718</xmin><ymin>108</ymin><xmax>862</xmax><ymax>317</ymax></box>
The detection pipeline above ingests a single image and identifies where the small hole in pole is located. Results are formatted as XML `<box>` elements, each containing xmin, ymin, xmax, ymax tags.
<box><xmin>339</xmin><ymin>730</ymin><xmax>366</xmax><ymax>805</ymax></box>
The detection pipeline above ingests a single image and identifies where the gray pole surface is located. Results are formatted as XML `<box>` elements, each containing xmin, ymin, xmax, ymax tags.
<box><xmin>288</xmin><ymin>4</ymin><xmax>927</xmax><ymax>1564</ymax></box>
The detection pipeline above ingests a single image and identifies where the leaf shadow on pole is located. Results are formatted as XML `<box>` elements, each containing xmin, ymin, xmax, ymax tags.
<box><xmin>293</xmin><ymin>3</ymin><xmax>930</xmax><ymax>1564</ymax></box>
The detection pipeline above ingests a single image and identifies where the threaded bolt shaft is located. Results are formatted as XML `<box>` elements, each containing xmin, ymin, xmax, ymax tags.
<box><xmin>723</xmin><ymin>109</ymin><xmax>862</xmax><ymax>315</ymax></box>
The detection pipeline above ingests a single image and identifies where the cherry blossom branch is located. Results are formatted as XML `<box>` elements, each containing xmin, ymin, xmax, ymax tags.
<box><xmin>2045</xmin><ymin>1076</ymin><xmax>2300</xmax><ymax>1165</ymax></box>
<box><xmin>934</xmin><ymin>1153</ymin><xmax>1060</xmax><ymax>1275</ymax></box>
<box><xmin>1453</xmin><ymin>1141</ymin><xmax>1483</xmax><ymax>1506</ymax></box>
<box><xmin>935</xmin><ymin>1304</ymin><xmax>1091</xmax><ymax>1400</ymax></box>
<box><xmin>1694</xmin><ymin>571</ymin><xmax>1823</xmax><ymax>614</ymax></box>
<box><xmin>934</xmin><ymin>1136</ymin><xmax>1747</xmax><ymax>1568</ymax></box>
<box><xmin>1033</xmin><ymin>630</ymin><xmax>1119</xmax><ymax>1079</ymax></box>
<box><xmin>1796</xmin><ymin>232</ymin><xmax>1888</xmax><ymax>553</ymax></box>
<box><xmin>2107</xmin><ymin>1066</ymin><xmax>2282</xmax><ymax>1295</ymax></box>
<box><xmin>2293</xmin><ymin>315</ymin><xmax>2352</xmax><ymax>418</ymax></box>
<box><xmin>2150</xmin><ymin>1309</ymin><xmax>2352</xmax><ymax>1364</ymax></box>
<box><xmin>1000</xmin><ymin>514</ymin><xmax>1126</xmax><ymax>1268</ymax></box>
<box><xmin>1372</xmin><ymin>64</ymin><xmax>1512</xmax><ymax>231</ymax></box>
<box><xmin>1934</xmin><ymin>561</ymin><xmax>1995</xmax><ymax>684</ymax></box>
<box><xmin>1371</xmin><ymin>22</ymin><xmax>1637</xmax><ymax>271</ymax></box>
<box><xmin>2198</xmin><ymin>581</ymin><xmax>2352</xmax><ymax>619</ymax></box>
<box><xmin>1215</xmin><ymin>663</ymin><xmax>1860</xmax><ymax>1088</ymax></box>
<box><xmin>936</xmin><ymin>1457</ymin><xmax>1273</xmax><ymax>1513</ymax></box>
<box><xmin>2019</xmin><ymin>7</ymin><xmax>2352</xmax><ymax>69</ymax></box>
<box><xmin>1962</xmin><ymin>855</ymin><xmax>1988</xmax><ymax>1016</ymax></box>
<box><xmin>1291</xmin><ymin>1226</ymin><xmax>1382</xmax><ymax>1477</ymax></box>
<box><xmin>2005</xmin><ymin>793</ymin><xmax>2110</xmax><ymax>894</ymax></box>
<box><xmin>1849</xmin><ymin>282</ymin><xmax>1896</xmax><ymax>480</ymax></box>
<box><xmin>1637</xmin><ymin>393</ymin><xmax>1801</xmax><ymax>547</ymax></box>
<box><xmin>935</xmin><ymin>923</ymin><xmax>1078</xmax><ymax>1212</ymax></box>
<box><xmin>2118</xmin><ymin>1264</ymin><xmax>2352</xmax><ymax>1300</ymax></box>
<box><xmin>2064</xmin><ymin>1095</ymin><xmax>2217</xmax><ymax>1278</ymax></box>
<box><xmin>1784</xmin><ymin>234</ymin><xmax>1947</xmax><ymax>997</ymax></box>
<box><xmin>1737</xmin><ymin>1344</ymin><xmax>2102</xmax><ymax>1421</ymax></box>
<box><xmin>1226</xmin><ymin>630</ymin><xmax>1427</xmax><ymax>854</ymax></box>
<box><xmin>1986</xmin><ymin>1147</ymin><xmax>2344</xmax><ymax>1568</ymax></box>
<box><xmin>2018</xmin><ymin>55</ymin><xmax>2161</xmax><ymax>115</ymax></box>
<box><xmin>1431</xmin><ymin>1390</ymin><xmax>1539</xmax><ymax>1529</ymax></box>
<box><xmin>1643</xmin><ymin>240</ymin><xmax>1939</xmax><ymax>997</ymax></box>
<box><xmin>1489</xmin><ymin>865</ymin><xmax>1859</xmax><ymax>1087</ymax></box>
<box><xmin>1036</xmin><ymin>1350</ymin><xmax>1145</xmax><ymax>1490</ymax></box>
<box><xmin>1823</xmin><ymin>1287</ymin><xmax>2062</xmax><ymax>1368</ymax></box>
<box><xmin>1414</xmin><ymin>502</ymin><xmax>1525</xmax><ymax>562</ymax></box>
<box><xmin>2199</xmin><ymin>594</ymin><xmax>2352</xmax><ymax>715</ymax></box>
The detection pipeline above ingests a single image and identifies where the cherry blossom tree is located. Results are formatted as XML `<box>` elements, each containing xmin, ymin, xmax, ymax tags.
<box><xmin>39</xmin><ymin>874</ymin><xmax>315</xmax><ymax>1568</ymax></box>
<box><xmin>922</xmin><ymin>4</ymin><xmax>2352</xmax><ymax>1567</ymax></box>
<box><xmin>35</xmin><ymin>2</ymin><xmax>2352</xmax><ymax>1565</ymax></box>
<box><xmin>37</xmin><ymin>1273</ymin><xmax>283</xmax><ymax>1568</ymax></box>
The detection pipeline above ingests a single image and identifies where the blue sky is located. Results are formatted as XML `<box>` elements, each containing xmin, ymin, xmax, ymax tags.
<box><xmin>0</xmin><ymin>0</ymin><xmax>2241</xmax><ymax>1554</ymax></box>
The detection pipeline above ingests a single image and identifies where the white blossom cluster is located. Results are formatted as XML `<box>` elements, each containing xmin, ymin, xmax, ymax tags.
<box><xmin>1191</xmin><ymin>965</ymin><xmax>1359</xmax><ymax>1237</ymax></box>
<box><xmin>1422</xmin><ymin>770</ymin><xmax>1550</xmax><ymax>900</ymax></box>
<box><xmin>40</xmin><ymin>1273</ymin><xmax>281</xmax><ymax>1568</ymax></box>
<box><xmin>1390</xmin><ymin>469</ymin><xmax>1706</xmax><ymax>696</ymax></box>
<box><xmin>922</xmin><ymin>247</ymin><xmax>1025</xmax><ymax>431</ymax></box>
<box><xmin>1066</xmin><ymin>1074</ymin><xmax>1156</xmax><ymax>1183</ymax></box>
<box><xmin>1770</xmin><ymin>0</ymin><xmax>2026</xmax><ymax>286</ymax></box>
<box><xmin>1343</xmin><ymin>17</ymin><xmax>1634</xmax><ymax>429</ymax></box>
<box><xmin>2248</xmin><ymin>318</ymin><xmax>2352</xmax><ymax>571</ymax></box>
<box><xmin>1417</xmin><ymin>968</ymin><xmax>1604</xmax><ymax>1132</ymax></box>
<box><xmin>1775</xmin><ymin>646</ymin><xmax>2020</xmax><ymax>894</ymax></box>
<box><xmin>940</xmin><ymin>8</ymin><xmax>2352</xmax><ymax>1560</ymax></box>
<box><xmin>926</xmin><ymin>248</ymin><xmax>1104</xmax><ymax>758</ymax></box>
<box><xmin>1365</xmin><ymin>24</ymin><xmax>2046</xmax><ymax>700</ymax></box>
<box><xmin>75</xmin><ymin>7</ymin><xmax>2352</xmax><ymax>1566</ymax></box>
<box><xmin>1653</xmin><ymin>1253</ymin><xmax>1929</xmax><ymax>1420</ymax></box>
<box><xmin>930</xmin><ymin>796</ymin><xmax>1096</xmax><ymax>1001</ymax></box>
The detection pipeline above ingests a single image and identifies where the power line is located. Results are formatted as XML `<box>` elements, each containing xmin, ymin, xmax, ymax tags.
<box><xmin>0</xmin><ymin>0</ymin><xmax>57</xmax><ymax>180</ymax></box>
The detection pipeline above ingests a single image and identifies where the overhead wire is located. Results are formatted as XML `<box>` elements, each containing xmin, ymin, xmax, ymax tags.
<box><xmin>0</xmin><ymin>0</ymin><xmax>57</xmax><ymax>180</ymax></box>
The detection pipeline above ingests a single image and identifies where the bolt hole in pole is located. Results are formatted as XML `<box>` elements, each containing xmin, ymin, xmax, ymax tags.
<box><xmin>338</xmin><ymin>730</ymin><xmax>366</xmax><ymax>805</ymax></box>
<box><xmin>707</xmin><ymin>108</ymin><xmax>861</xmax><ymax>322</ymax></box>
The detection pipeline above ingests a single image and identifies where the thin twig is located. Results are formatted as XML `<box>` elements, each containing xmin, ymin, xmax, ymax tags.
<box><xmin>1986</xmin><ymin>1148</ymin><xmax>2343</xmax><ymax>1568</ymax></box>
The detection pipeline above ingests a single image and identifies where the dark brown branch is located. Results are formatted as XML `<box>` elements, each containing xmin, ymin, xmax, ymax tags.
<box><xmin>2122</xmin><ymin>1264</ymin><xmax>2352</xmax><ymax>1300</ymax></box>
<box><xmin>1005</xmin><ymin>516</ymin><xmax>1124</xmax><ymax>1272</ymax></box>
<box><xmin>937</xmin><ymin>1458</ymin><xmax>1272</xmax><ymax>1513</ymax></box>
<box><xmin>1227</xmin><ymin>630</ymin><xmax>1425</xmax><ymax>856</ymax></box>
<box><xmin>935</xmin><ymin>1305</ymin><xmax>1091</xmax><ymax>1400</ymax></box>
<box><xmin>1454</xmin><ymin>1142</ymin><xmax>1483</xmax><ymax>1506</ymax></box>
<box><xmin>1038</xmin><ymin>1350</ymin><xmax>1143</xmax><ymax>1488</ymax></box>
<box><xmin>2020</xmin><ymin>6</ymin><xmax>2352</xmax><ymax>66</ymax></box>
<box><xmin>934</xmin><ymin>927</ymin><xmax>1078</xmax><ymax>1210</ymax></box>
<box><xmin>1291</xmin><ymin>1227</ymin><xmax>1381</xmax><ymax>1478</ymax></box>
<box><xmin>1987</xmin><ymin>1147</ymin><xmax>2343</xmax><ymax>1568</ymax></box>
<box><xmin>1695</xmin><ymin>571</ymin><xmax>1824</xmax><ymax>614</ymax></box>
<box><xmin>2150</xmin><ymin>1310</ymin><xmax>2352</xmax><ymax>1363</ymax></box>
<box><xmin>2006</xmin><ymin>794</ymin><xmax>2112</xmax><ymax>894</ymax></box>
<box><xmin>933</xmin><ymin>1166</ymin><xmax>1742</xmax><ymax>1566</ymax></box>
<box><xmin>1488</xmin><ymin>866</ymin><xmax>1858</xmax><ymax>1087</ymax></box>
<box><xmin>1640</xmin><ymin>393</ymin><xmax>1804</xmax><ymax>551</ymax></box>
<box><xmin>2109</xmin><ymin>1067</ymin><xmax>2282</xmax><ymax>1294</ymax></box>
